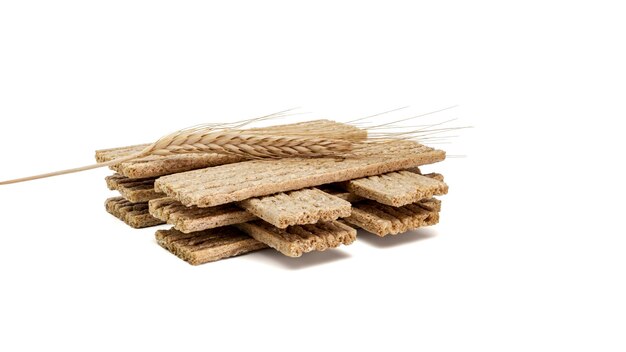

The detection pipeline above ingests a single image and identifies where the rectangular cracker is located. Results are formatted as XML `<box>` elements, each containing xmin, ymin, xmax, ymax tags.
<box><xmin>149</xmin><ymin>188</ymin><xmax>352</xmax><ymax>233</ymax></box>
<box><xmin>344</xmin><ymin>171</ymin><xmax>448</xmax><ymax>207</ymax></box>
<box><xmin>238</xmin><ymin>188</ymin><xmax>351</xmax><ymax>228</ymax></box>
<box><xmin>317</xmin><ymin>184</ymin><xmax>365</xmax><ymax>203</ymax></box>
<box><xmin>155</xmin><ymin>227</ymin><xmax>268</xmax><ymax>265</ymax></box>
<box><xmin>155</xmin><ymin>140</ymin><xmax>445</xmax><ymax>208</ymax></box>
<box><xmin>149</xmin><ymin>197</ymin><xmax>256</xmax><ymax>234</ymax></box>
<box><xmin>105</xmin><ymin>197</ymin><xmax>164</xmax><ymax>228</ymax></box>
<box><xmin>235</xmin><ymin>220</ymin><xmax>357</xmax><ymax>257</ymax></box>
<box><xmin>106</xmin><ymin>174</ymin><xmax>162</xmax><ymax>203</ymax></box>
<box><xmin>95</xmin><ymin>120</ymin><xmax>367</xmax><ymax>179</ymax></box>
<box><xmin>344</xmin><ymin>198</ymin><xmax>441</xmax><ymax>237</ymax></box>
<box><xmin>149</xmin><ymin>172</ymin><xmax>445</xmax><ymax>234</ymax></box>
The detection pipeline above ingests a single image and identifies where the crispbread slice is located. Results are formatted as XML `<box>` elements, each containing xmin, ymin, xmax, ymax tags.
<box><xmin>238</xmin><ymin>188</ymin><xmax>351</xmax><ymax>228</ymax></box>
<box><xmin>106</xmin><ymin>174</ymin><xmax>162</xmax><ymax>203</ymax></box>
<box><xmin>155</xmin><ymin>227</ymin><xmax>268</xmax><ymax>265</ymax></box>
<box><xmin>148</xmin><ymin>172</ymin><xmax>445</xmax><ymax>234</ymax></box>
<box><xmin>149</xmin><ymin>197</ymin><xmax>256</xmax><ymax>234</ymax></box>
<box><xmin>317</xmin><ymin>184</ymin><xmax>365</xmax><ymax>203</ymax></box>
<box><xmin>155</xmin><ymin>140</ymin><xmax>445</xmax><ymax>208</ymax></box>
<box><xmin>105</xmin><ymin>197</ymin><xmax>164</xmax><ymax>228</ymax></box>
<box><xmin>345</xmin><ymin>171</ymin><xmax>448</xmax><ymax>207</ymax></box>
<box><xmin>95</xmin><ymin>120</ymin><xmax>367</xmax><ymax>179</ymax></box>
<box><xmin>344</xmin><ymin>198</ymin><xmax>441</xmax><ymax>236</ymax></box>
<box><xmin>235</xmin><ymin>220</ymin><xmax>357</xmax><ymax>257</ymax></box>
<box><xmin>149</xmin><ymin>188</ymin><xmax>351</xmax><ymax>233</ymax></box>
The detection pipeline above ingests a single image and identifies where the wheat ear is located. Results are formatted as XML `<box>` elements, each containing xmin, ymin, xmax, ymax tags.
<box><xmin>0</xmin><ymin>129</ymin><xmax>352</xmax><ymax>186</ymax></box>
<box><xmin>146</xmin><ymin>131</ymin><xmax>351</xmax><ymax>158</ymax></box>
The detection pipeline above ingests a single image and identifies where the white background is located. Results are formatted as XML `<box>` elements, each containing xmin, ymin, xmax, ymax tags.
<box><xmin>0</xmin><ymin>1</ymin><xmax>624</xmax><ymax>351</ymax></box>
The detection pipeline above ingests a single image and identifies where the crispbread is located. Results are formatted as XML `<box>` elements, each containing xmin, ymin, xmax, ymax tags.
<box><xmin>105</xmin><ymin>197</ymin><xmax>164</xmax><ymax>228</ymax></box>
<box><xmin>238</xmin><ymin>188</ymin><xmax>351</xmax><ymax>228</ymax></box>
<box><xmin>149</xmin><ymin>171</ymin><xmax>445</xmax><ymax>233</ymax></box>
<box><xmin>345</xmin><ymin>171</ymin><xmax>448</xmax><ymax>207</ymax></box>
<box><xmin>317</xmin><ymin>185</ymin><xmax>365</xmax><ymax>203</ymax></box>
<box><xmin>155</xmin><ymin>227</ymin><xmax>268</xmax><ymax>265</ymax></box>
<box><xmin>149</xmin><ymin>188</ymin><xmax>351</xmax><ymax>233</ymax></box>
<box><xmin>155</xmin><ymin>140</ymin><xmax>445</xmax><ymax>208</ymax></box>
<box><xmin>95</xmin><ymin>120</ymin><xmax>367</xmax><ymax>179</ymax></box>
<box><xmin>344</xmin><ymin>198</ymin><xmax>441</xmax><ymax>236</ymax></box>
<box><xmin>235</xmin><ymin>220</ymin><xmax>357</xmax><ymax>257</ymax></box>
<box><xmin>149</xmin><ymin>197</ymin><xmax>256</xmax><ymax>234</ymax></box>
<box><xmin>106</xmin><ymin>174</ymin><xmax>162</xmax><ymax>203</ymax></box>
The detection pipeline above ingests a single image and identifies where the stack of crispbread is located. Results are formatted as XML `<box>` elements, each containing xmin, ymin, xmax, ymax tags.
<box><xmin>97</xmin><ymin>120</ymin><xmax>448</xmax><ymax>265</ymax></box>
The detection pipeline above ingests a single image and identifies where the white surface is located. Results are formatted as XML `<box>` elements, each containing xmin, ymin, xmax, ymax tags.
<box><xmin>0</xmin><ymin>1</ymin><xmax>624</xmax><ymax>351</ymax></box>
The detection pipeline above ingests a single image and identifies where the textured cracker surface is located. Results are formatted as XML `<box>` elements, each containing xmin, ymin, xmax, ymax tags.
<box><xmin>345</xmin><ymin>198</ymin><xmax>441</xmax><ymax>237</ymax></box>
<box><xmin>318</xmin><ymin>185</ymin><xmax>365</xmax><ymax>203</ymax></box>
<box><xmin>105</xmin><ymin>197</ymin><xmax>164</xmax><ymax>228</ymax></box>
<box><xmin>95</xmin><ymin>120</ymin><xmax>367</xmax><ymax>179</ymax></box>
<box><xmin>155</xmin><ymin>227</ymin><xmax>268</xmax><ymax>265</ymax></box>
<box><xmin>155</xmin><ymin>140</ymin><xmax>445</xmax><ymax>208</ymax></box>
<box><xmin>149</xmin><ymin>197</ymin><xmax>256</xmax><ymax>234</ymax></box>
<box><xmin>106</xmin><ymin>174</ymin><xmax>162</xmax><ymax>203</ymax></box>
<box><xmin>236</xmin><ymin>220</ymin><xmax>357</xmax><ymax>257</ymax></box>
<box><xmin>149</xmin><ymin>188</ymin><xmax>352</xmax><ymax>233</ymax></box>
<box><xmin>238</xmin><ymin>188</ymin><xmax>351</xmax><ymax>228</ymax></box>
<box><xmin>345</xmin><ymin>171</ymin><xmax>448</xmax><ymax>207</ymax></box>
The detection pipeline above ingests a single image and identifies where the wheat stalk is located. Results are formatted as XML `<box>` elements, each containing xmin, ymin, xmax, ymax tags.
<box><xmin>0</xmin><ymin>120</ymin><xmax>352</xmax><ymax>186</ymax></box>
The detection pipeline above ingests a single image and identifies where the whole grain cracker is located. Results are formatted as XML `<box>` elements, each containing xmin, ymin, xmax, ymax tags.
<box><xmin>105</xmin><ymin>197</ymin><xmax>164</xmax><ymax>228</ymax></box>
<box><xmin>106</xmin><ymin>174</ymin><xmax>162</xmax><ymax>203</ymax></box>
<box><xmin>238</xmin><ymin>188</ymin><xmax>351</xmax><ymax>228</ymax></box>
<box><xmin>344</xmin><ymin>198</ymin><xmax>441</xmax><ymax>236</ymax></box>
<box><xmin>155</xmin><ymin>140</ymin><xmax>445</xmax><ymax>208</ymax></box>
<box><xmin>235</xmin><ymin>220</ymin><xmax>357</xmax><ymax>257</ymax></box>
<box><xmin>344</xmin><ymin>171</ymin><xmax>448</xmax><ymax>207</ymax></box>
<box><xmin>149</xmin><ymin>197</ymin><xmax>256</xmax><ymax>234</ymax></box>
<box><xmin>155</xmin><ymin>227</ymin><xmax>268</xmax><ymax>265</ymax></box>
<box><xmin>149</xmin><ymin>172</ymin><xmax>445</xmax><ymax>234</ymax></box>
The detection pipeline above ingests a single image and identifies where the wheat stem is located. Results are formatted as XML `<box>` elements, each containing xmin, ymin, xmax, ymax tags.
<box><xmin>0</xmin><ymin>154</ymin><xmax>139</xmax><ymax>185</ymax></box>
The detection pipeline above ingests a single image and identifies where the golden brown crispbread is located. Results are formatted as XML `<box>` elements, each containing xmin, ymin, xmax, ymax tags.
<box><xmin>106</xmin><ymin>174</ymin><xmax>162</xmax><ymax>203</ymax></box>
<box><xmin>345</xmin><ymin>171</ymin><xmax>448</xmax><ymax>207</ymax></box>
<box><xmin>235</xmin><ymin>220</ymin><xmax>357</xmax><ymax>257</ymax></box>
<box><xmin>155</xmin><ymin>227</ymin><xmax>268</xmax><ymax>265</ymax></box>
<box><xmin>238</xmin><ymin>188</ymin><xmax>351</xmax><ymax>228</ymax></box>
<box><xmin>148</xmin><ymin>172</ymin><xmax>445</xmax><ymax>234</ymax></box>
<box><xmin>105</xmin><ymin>197</ymin><xmax>164</xmax><ymax>228</ymax></box>
<box><xmin>155</xmin><ymin>140</ymin><xmax>445</xmax><ymax>208</ymax></box>
<box><xmin>149</xmin><ymin>197</ymin><xmax>256</xmax><ymax>234</ymax></box>
<box><xmin>344</xmin><ymin>198</ymin><xmax>441</xmax><ymax>236</ymax></box>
